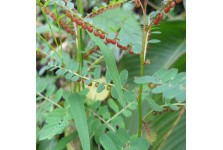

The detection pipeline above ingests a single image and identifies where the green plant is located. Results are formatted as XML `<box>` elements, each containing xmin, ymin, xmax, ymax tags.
<box><xmin>36</xmin><ymin>0</ymin><xmax>186</xmax><ymax>149</ymax></box>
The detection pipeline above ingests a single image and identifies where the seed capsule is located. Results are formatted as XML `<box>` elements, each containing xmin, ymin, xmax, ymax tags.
<box><xmin>87</xmin><ymin>26</ymin><xmax>93</xmax><ymax>33</ymax></box>
<box><xmin>164</xmin><ymin>6</ymin><xmax>170</xmax><ymax>13</ymax></box>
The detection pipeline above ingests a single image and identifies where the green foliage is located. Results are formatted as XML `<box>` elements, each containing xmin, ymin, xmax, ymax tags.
<box><xmin>36</xmin><ymin>0</ymin><xmax>186</xmax><ymax>149</ymax></box>
<box><xmin>53</xmin><ymin>131</ymin><xmax>78</xmax><ymax>150</ymax></box>
<box><xmin>88</xmin><ymin>32</ymin><xmax>126</xmax><ymax>106</ymax></box>
<box><xmin>99</xmin><ymin>134</ymin><xmax>117</xmax><ymax>150</ymax></box>
<box><xmin>134</xmin><ymin>68</ymin><xmax>186</xmax><ymax>102</ymax></box>
<box><xmin>39</xmin><ymin>108</ymin><xmax>71</xmax><ymax>140</ymax></box>
<box><xmin>68</xmin><ymin>93</ymin><xmax>90</xmax><ymax>150</ymax></box>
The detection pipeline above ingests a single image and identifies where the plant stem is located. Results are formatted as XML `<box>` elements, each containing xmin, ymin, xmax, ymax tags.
<box><xmin>76</xmin><ymin>0</ymin><xmax>84</xmax><ymax>92</ymax></box>
<box><xmin>138</xmin><ymin>0</ymin><xmax>147</xmax><ymax>137</ymax></box>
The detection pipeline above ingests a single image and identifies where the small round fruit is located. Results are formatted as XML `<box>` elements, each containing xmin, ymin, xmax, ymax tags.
<box><xmin>164</xmin><ymin>6</ymin><xmax>170</xmax><ymax>13</ymax></box>
<box><xmin>43</xmin><ymin>7</ymin><xmax>50</xmax><ymax>15</ymax></box>
<box><xmin>158</xmin><ymin>13</ymin><xmax>163</xmax><ymax>20</ymax></box>
<box><xmin>163</xmin><ymin>107</ymin><xmax>169</xmax><ymax>112</ymax></box>
<box><xmin>50</xmin><ymin>13</ymin><xmax>56</xmax><ymax>20</ymax></box>
<box><xmin>129</xmin><ymin>49</ymin><xmax>134</xmax><ymax>54</ymax></box>
<box><xmin>94</xmin><ymin>30</ymin><xmax>99</xmax><ymax>36</ymax></box>
<box><xmin>153</xmin><ymin>18</ymin><xmax>159</xmax><ymax>25</ymax></box>
<box><xmin>122</xmin><ymin>46</ymin><xmax>128</xmax><ymax>50</ymax></box>
<box><xmin>84</xmin><ymin>54</ymin><xmax>88</xmax><ymax>59</ymax></box>
<box><xmin>95</xmin><ymin>82</ymin><xmax>99</xmax><ymax>87</ymax></box>
<box><xmin>71</xmin><ymin>16</ymin><xmax>77</xmax><ymax>22</ymax></box>
<box><xmin>176</xmin><ymin>0</ymin><xmax>182</xmax><ymax>4</ymax></box>
<box><xmin>82</xmin><ymin>23</ymin><xmax>88</xmax><ymax>30</ymax></box>
<box><xmin>66</xmin><ymin>11</ymin><xmax>71</xmax><ymax>18</ymax></box>
<box><xmin>70</xmin><ymin>31</ymin><xmax>74</xmax><ymax>35</ymax></box>
<box><xmin>106</xmin><ymin>37</ymin><xmax>112</xmax><ymax>43</ymax></box>
<box><xmin>152</xmin><ymin>111</ymin><xmax>157</xmax><ymax>116</ymax></box>
<box><xmin>87</xmin><ymin>26</ymin><xmax>93</xmax><ymax>33</ymax></box>
<box><xmin>170</xmin><ymin>1</ymin><xmax>176</xmax><ymax>8</ymax></box>
<box><xmin>99</xmin><ymin>33</ymin><xmax>105</xmax><ymax>39</ymax></box>
<box><xmin>148</xmin><ymin>83</ymin><xmax>156</xmax><ymax>89</ymax></box>
<box><xmin>76</xmin><ymin>19</ymin><xmax>82</xmax><ymax>26</ymax></box>
<box><xmin>107</xmin><ymin>86</ymin><xmax>111</xmax><ymax>90</ymax></box>
<box><xmin>117</xmin><ymin>43</ymin><xmax>122</xmax><ymax>49</ymax></box>
<box><xmin>111</xmin><ymin>39</ymin><xmax>116</xmax><ymax>45</ymax></box>
<box><xmin>77</xmin><ymin>78</ymin><xmax>82</xmax><ymax>82</ymax></box>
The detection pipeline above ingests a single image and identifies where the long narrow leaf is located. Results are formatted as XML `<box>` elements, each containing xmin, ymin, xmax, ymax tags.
<box><xmin>68</xmin><ymin>94</ymin><xmax>90</xmax><ymax>150</ymax></box>
<box><xmin>88</xmin><ymin>33</ymin><xmax>126</xmax><ymax>106</ymax></box>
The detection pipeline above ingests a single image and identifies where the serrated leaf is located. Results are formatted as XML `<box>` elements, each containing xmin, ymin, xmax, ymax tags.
<box><xmin>99</xmin><ymin>134</ymin><xmax>117</xmax><ymax>150</ymax></box>
<box><xmin>120</xmin><ymin>69</ymin><xmax>128</xmax><ymax>85</ymax></box>
<box><xmin>68</xmin><ymin>94</ymin><xmax>90</xmax><ymax>150</ymax></box>
<box><xmin>97</xmin><ymin>83</ymin><xmax>105</xmax><ymax>93</ymax></box>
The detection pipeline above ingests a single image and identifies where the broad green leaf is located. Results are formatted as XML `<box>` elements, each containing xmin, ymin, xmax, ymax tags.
<box><xmin>88</xmin><ymin>32</ymin><xmax>126</xmax><ymax>106</ymax></box>
<box><xmin>99</xmin><ymin>134</ymin><xmax>117</xmax><ymax>150</ymax></box>
<box><xmin>68</xmin><ymin>94</ymin><xmax>90</xmax><ymax>150</ymax></box>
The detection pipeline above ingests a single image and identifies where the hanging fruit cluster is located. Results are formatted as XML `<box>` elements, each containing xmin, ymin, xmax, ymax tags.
<box><xmin>43</xmin><ymin>6</ymin><xmax>136</xmax><ymax>56</ymax></box>
<box><xmin>83</xmin><ymin>46</ymin><xmax>100</xmax><ymax>59</ymax></box>
<box><xmin>153</xmin><ymin>0</ymin><xmax>182</xmax><ymax>26</ymax></box>
<box><xmin>87</xmin><ymin>2</ymin><xmax>124</xmax><ymax>18</ymax></box>
<box><xmin>43</xmin><ymin>7</ymin><xmax>75</xmax><ymax>35</ymax></box>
